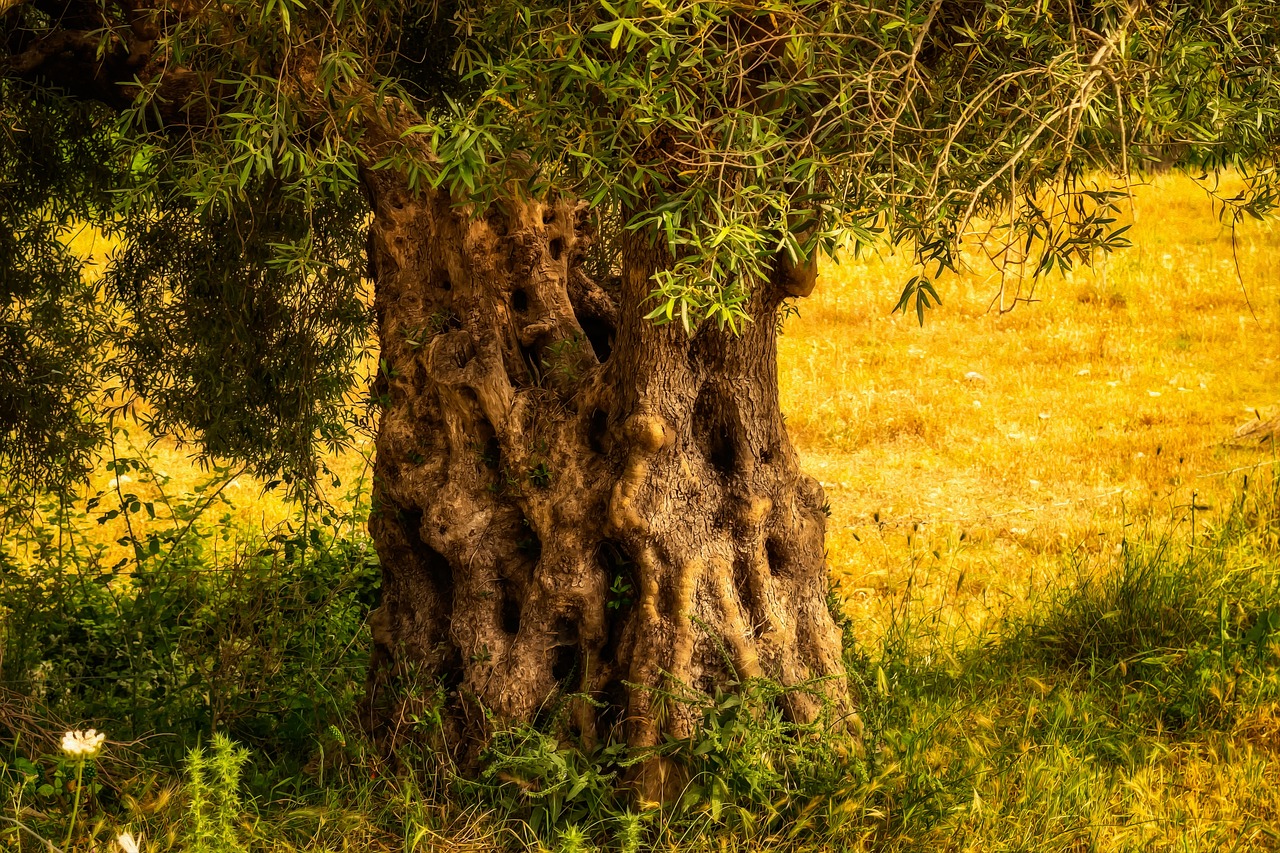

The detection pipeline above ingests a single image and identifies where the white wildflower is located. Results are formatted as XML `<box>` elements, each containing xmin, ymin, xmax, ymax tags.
<box><xmin>117</xmin><ymin>831</ymin><xmax>141</xmax><ymax>853</ymax></box>
<box><xmin>61</xmin><ymin>729</ymin><xmax>106</xmax><ymax>759</ymax></box>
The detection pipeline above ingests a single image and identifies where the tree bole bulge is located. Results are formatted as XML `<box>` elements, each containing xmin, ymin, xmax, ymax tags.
<box><xmin>359</xmin><ymin>174</ymin><xmax>848</xmax><ymax>779</ymax></box>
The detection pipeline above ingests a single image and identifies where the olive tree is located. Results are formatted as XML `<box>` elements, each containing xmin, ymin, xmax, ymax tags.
<box><xmin>4</xmin><ymin>0</ymin><xmax>1278</xmax><ymax>788</ymax></box>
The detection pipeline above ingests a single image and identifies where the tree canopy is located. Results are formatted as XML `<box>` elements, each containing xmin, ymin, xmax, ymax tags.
<box><xmin>4</xmin><ymin>0</ymin><xmax>1279</xmax><ymax>492</ymax></box>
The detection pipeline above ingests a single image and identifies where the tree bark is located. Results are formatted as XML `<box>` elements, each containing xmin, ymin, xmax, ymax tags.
<box><xmin>361</xmin><ymin>173</ymin><xmax>846</xmax><ymax>795</ymax></box>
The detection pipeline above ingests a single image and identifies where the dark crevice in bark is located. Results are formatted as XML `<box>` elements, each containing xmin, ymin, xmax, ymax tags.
<box><xmin>400</xmin><ymin>507</ymin><xmax>455</xmax><ymax>614</ymax></box>
<box><xmin>587</xmin><ymin>408</ymin><xmax>610</xmax><ymax>454</ymax></box>
<box><xmin>551</xmin><ymin>643</ymin><xmax>579</xmax><ymax>685</ymax></box>
<box><xmin>516</xmin><ymin>517</ymin><xmax>542</xmax><ymax>560</ymax></box>
<box><xmin>479</xmin><ymin>435</ymin><xmax>501</xmax><ymax>470</ymax></box>
<box><xmin>567</xmin><ymin>268</ymin><xmax>618</xmax><ymax>365</ymax></box>
<box><xmin>693</xmin><ymin>384</ymin><xmax>738</xmax><ymax>477</ymax></box>
<box><xmin>765</xmin><ymin>537</ymin><xmax>788</xmax><ymax>578</ymax></box>
<box><xmin>596</xmin><ymin>679</ymin><xmax>628</xmax><ymax>737</ymax></box>
<box><xmin>579</xmin><ymin>315</ymin><xmax>614</xmax><ymax>362</ymax></box>
<box><xmin>596</xmin><ymin>538</ymin><xmax>636</xmax><ymax>666</ymax></box>
<box><xmin>731</xmin><ymin>555</ymin><xmax>757</xmax><ymax>617</ymax></box>
<box><xmin>499</xmin><ymin>578</ymin><xmax>522</xmax><ymax>636</ymax></box>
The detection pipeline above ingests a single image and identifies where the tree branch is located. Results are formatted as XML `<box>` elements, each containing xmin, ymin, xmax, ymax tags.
<box><xmin>7</xmin><ymin>26</ymin><xmax>101</xmax><ymax>74</ymax></box>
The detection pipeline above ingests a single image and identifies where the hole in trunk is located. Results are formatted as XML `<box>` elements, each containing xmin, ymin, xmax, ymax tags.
<box><xmin>499</xmin><ymin>579</ymin><xmax>521</xmax><ymax>636</ymax></box>
<box><xmin>587</xmin><ymin>408</ymin><xmax>609</xmax><ymax>454</ymax></box>
<box><xmin>597</xmin><ymin>540</ymin><xmax>635</xmax><ymax>665</ymax></box>
<box><xmin>517</xmin><ymin>516</ymin><xmax>543</xmax><ymax>562</ymax></box>
<box><xmin>549</xmin><ymin>238</ymin><xmax>564</xmax><ymax>261</ymax></box>
<box><xmin>552</xmin><ymin>642</ymin><xmax>579</xmax><ymax>685</ymax></box>
<box><xmin>693</xmin><ymin>385</ymin><xmax>737</xmax><ymax>476</ymax></box>
<box><xmin>397</xmin><ymin>507</ymin><xmax>455</xmax><ymax>616</ymax></box>
<box><xmin>579</xmin><ymin>314</ymin><xmax>614</xmax><ymax>362</ymax></box>
<box><xmin>512</xmin><ymin>288</ymin><xmax>529</xmax><ymax>313</ymax></box>
<box><xmin>478</xmin><ymin>435</ymin><xmax>501</xmax><ymax>470</ymax></box>
<box><xmin>595</xmin><ymin>679</ymin><xmax>628</xmax><ymax>739</ymax></box>
<box><xmin>765</xmin><ymin>537</ymin><xmax>788</xmax><ymax>578</ymax></box>
<box><xmin>554</xmin><ymin>616</ymin><xmax>580</xmax><ymax>646</ymax></box>
<box><xmin>732</xmin><ymin>555</ymin><xmax>758</xmax><ymax>615</ymax></box>
<box><xmin>518</xmin><ymin>342</ymin><xmax>540</xmax><ymax>383</ymax></box>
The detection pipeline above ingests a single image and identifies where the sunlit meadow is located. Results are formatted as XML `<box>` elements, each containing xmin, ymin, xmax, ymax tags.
<box><xmin>782</xmin><ymin>174</ymin><xmax>1279</xmax><ymax>644</ymax></box>
<box><xmin>3</xmin><ymin>173</ymin><xmax>1278</xmax><ymax>851</ymax></box>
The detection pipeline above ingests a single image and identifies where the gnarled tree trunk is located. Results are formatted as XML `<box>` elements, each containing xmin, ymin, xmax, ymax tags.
<box><xmin>361</xmin><ymin>172</ymin><xmax>846</xmax><ymax>793</ymax></box>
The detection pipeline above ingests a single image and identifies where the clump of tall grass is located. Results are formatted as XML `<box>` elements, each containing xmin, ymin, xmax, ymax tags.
<box><xmin>1027</xmin><ymin>471</ymin><xmax>1280</xmax><ymax>731</ymax></box>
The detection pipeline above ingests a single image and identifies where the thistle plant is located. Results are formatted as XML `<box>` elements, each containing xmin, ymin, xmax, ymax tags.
<box><xmin>183</xmin><ymin>734</ymin><xmax>249</xmax><ymax>853</ymax></box>
<box><xmin>59</xmin><ymin>729</ymin><xmax>105</xmax><ymax>850</ymax></box>
<box><xmin>615</xmin><ymin>811</ymin><xmax>645</xmax><ymax>853</ymax></box>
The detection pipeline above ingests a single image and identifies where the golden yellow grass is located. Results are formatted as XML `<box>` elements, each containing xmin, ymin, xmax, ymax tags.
<box><xmin>781</xmin><ymin>174</ymin><xmax>1280</xmax><ymax>645</ymax></box>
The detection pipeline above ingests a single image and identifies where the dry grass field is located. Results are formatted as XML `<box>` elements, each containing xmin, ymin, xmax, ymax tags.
<box><xmin>781</xmin><ymin>174</ymin><xmax>1280</xmax><ymax>645</ymax></box>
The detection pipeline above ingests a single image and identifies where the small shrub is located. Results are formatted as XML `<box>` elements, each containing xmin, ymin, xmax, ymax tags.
<box><xmin>0</xmin><ymin>460</ymin><xmax>380</xmax><ymax>767</ymax></box>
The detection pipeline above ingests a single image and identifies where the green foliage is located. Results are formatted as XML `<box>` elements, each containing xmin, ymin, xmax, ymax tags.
<box><xmin>605</xmin><ymin>574</ymin><xmax>632</xmax><ymax>611</ymax></box>
<box><xmin>461</xmin><ymin>676</ymin><xmax>868</xmax><ymax>850</ymax></box>
<box><xmin>105</xmin><ymin>185</ymin><xmax>371</xmax><ymax>487</ymax></box>
<box><xmin>526</xmin><ymin>461</ymin><xmax>553</xmax><ymax>488</ymax></box>
<box><xmin>442</xmin><ymin>0</ymin><xmax>1280</xmax><ymax>328</ymax></box>
<box><xmin>0</xmin><ymin>82</ymin><xmax>122</xmax><ymax>489</ymax></box>
<box><xmin>1028</xmin><ymin>473</ymin><xmax>1280</xmax><ymax>732</ymax></box>
<box><xmin>468</xmin><ymin>725</ymin><xmax>623</xmax><ymax>840</ymax></box>
<box><xmin>0</xmin><ymin>452</ymin><xmax>380</xmax><ymax>765</ymax></box>
<box><xmin>666</xmin><ymin>680</ymin><xmax>867</xmax><ymax>835</ymax></box>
